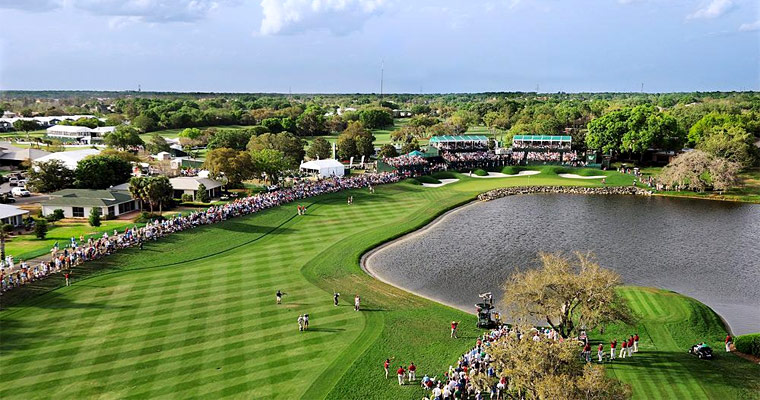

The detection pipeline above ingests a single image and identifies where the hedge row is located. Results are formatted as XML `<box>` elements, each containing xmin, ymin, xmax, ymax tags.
<box><xmin>734</xmin><ymin>333</ymin><xmax>760</xmax><ymax>357</ymax></box>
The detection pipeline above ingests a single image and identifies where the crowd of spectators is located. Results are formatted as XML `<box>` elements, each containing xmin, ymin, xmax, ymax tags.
<box><xmin>512</xmin><ymin>142</ymin><xmax>571</xmax><ymax>151</ymax></box>
<box><xmin>0</xmin><ymin>172</ymin><xmax>405</xmax><ymax>294</ymax></box>
<box><xmin>441</xmin><ymin>152</ymin><xmax>513</xmax><ymax>171</ymax></box>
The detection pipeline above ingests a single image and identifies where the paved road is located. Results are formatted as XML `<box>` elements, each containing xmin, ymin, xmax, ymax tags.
<box><xmin>0</xmin><ymin>182</ymin><xmax>49</xmax><ymax>205</ymax></box>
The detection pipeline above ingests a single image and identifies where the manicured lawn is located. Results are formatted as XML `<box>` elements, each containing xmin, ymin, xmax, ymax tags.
<box><xmin>0</xmin><ymin>171</ymin><xmax>756</xmax><ymax>399</ymax></box>
<box><xmin>5</xmin><ymin>219</ymin><xmax>139</xmax><ymax>261</ymax></box>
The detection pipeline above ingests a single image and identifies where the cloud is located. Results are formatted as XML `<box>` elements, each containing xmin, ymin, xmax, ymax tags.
<box><xmin>0</xmin><ymin>0</ymin><xmax>235</xmax><ymax>22</ymax></box>
<box><xmin>0</xmin><ymin>0</ymin><xmax>62</xmax><ymax>12</ymax></box>
<box><xmin>259</xmin><ymin>0</ymin><xmax>389</xmax><ymax>36</ymax></box>
<box><xmin>687</xmin><ymin>0</ymin><xmax>734</xmax><ymax>20</ymax></box>
<box><xmin>739</xmin><ymin>20</ymin><xmax>760</xmax><ymax>32</ymax></box>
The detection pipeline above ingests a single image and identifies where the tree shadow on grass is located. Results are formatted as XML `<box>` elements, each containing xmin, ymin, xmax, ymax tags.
<box><xmin>307</xmin><ymin>327</ymin><xmax>346</xmax><ymax>333</ymax></box>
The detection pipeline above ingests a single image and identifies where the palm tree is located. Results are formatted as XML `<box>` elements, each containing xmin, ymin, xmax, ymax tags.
<box><xmin>129</xmin><ymin>176</ymin><xmax>149</xmax><ymax>212</ymax></box>
<box><xmin>0</xmin><ymin>224</ymin><xmax>15</xmax><ymax>261</ymax></box>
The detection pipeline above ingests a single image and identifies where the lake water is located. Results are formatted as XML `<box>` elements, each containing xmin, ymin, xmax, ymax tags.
<box><xmin>365</xmin><ymin>194</ymin><xmax>760</xmax><ymax>335</ymax></box>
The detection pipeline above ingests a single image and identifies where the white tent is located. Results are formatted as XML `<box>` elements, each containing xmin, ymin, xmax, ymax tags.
<box><xmin>299</xmin><ymin>159</ymin><xmax>345</xmax><ymax>178</ymax></box>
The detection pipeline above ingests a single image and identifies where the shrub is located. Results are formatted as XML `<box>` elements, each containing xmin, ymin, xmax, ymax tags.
<box><xmin>734</xmin><ymin>333</ymin><xmax>760</xmax><ymax>357</ymax></box>
<box><xmin>501</xmin><ymin>166</ymin><xmax>526</xmax><ymax>175</ymax></box>
<box><xmin>403</xmin><ymin>178</ymin><xmax>421</xmax><ymax>185</ymax></box>
<box><xmin>473</xmin><ymin>169</ymin><xmax>488</xmax><ymax>176</ymax></box>
<box><xmin>46</xmin><ymin>209</ymin><xmax>65</xmax><ymax>222</ymax></box>
<box><xmin>34</xmin><ymin>218</ymin><xmax>48</xmax><ymax>239</ymax></box>
<box><xmin>181</xmin><ymin>193</ymin><xmax>193</xmax><ymax>203</ymax></box>
<box><xmin>431</xmin><ymin>171</ymin><xmax>457</xmax><ymax>179</ymax></box>
<box><xmin>135</xmin><ymin>211</ymin><xmax>166</xmax><ymax>223</ymax></box>
<box><xmin>417</xmin><ymin>175</ymin><xmax>441</xmax><ymax>184</ymax></box>
<box><xmin>88</xmin><ymin>207</ymin><xmax>101</xmax><ymax>227</ymax></box>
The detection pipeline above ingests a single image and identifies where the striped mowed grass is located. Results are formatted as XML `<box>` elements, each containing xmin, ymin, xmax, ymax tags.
<box><xmin>1</xmin><ymin>173</ymin><xmax>758</xmax><ymax>399</ymax></box>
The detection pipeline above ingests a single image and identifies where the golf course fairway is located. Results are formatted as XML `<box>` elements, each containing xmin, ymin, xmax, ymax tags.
<box><xmin>1</xmin><ymin>171</ymin><xmax>758</xmax><ymax>399</ymax></box>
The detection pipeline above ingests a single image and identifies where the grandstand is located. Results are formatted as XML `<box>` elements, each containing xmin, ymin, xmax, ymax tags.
<box><xmin>512</xmin><ymin>135</ymin><xmax>571</xmax><ymax>150</ymax></box>
<box><xmin>429</xmin><ymin>135</ymin><xmax>490</xmax><ymax>151</ymax></box>
<box><xmin>511</xmin><ymin>135</ymin><xmax>582</xmax><ymax>166</ymax></box>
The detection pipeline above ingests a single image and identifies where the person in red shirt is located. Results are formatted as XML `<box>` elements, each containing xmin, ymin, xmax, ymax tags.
<box><xmin>64</xmin><ymin>272</ymin><xmax>70</xmax><ymax>287</ymax></box>
<box><xmin>451</xmin><ymin>321</ymin><xmax>459</xmax><ymax>338</ymax></box>
<box><xmin>598</xmin><ymin>343</ymin><xmax>604</xmax><ymax>362</ymax></box>
<box><xmin>610</xmin><ymin>339</ymin><xmax>617</xmax><ymax>361</ymax></box>
<box><xmin>408</xmin><ymin>362</ymin><xmax>416</xmax><ymax>382</ymax></box>
<box><xmin>583</xmin><ymin>342</ymin><xmax>591</xmax><ymax>362</ymax></box>
<box><xmin>620</xmin><ymin>339</ymin><xmax>627</xmax><ymax>358</ymax></box>
<box><xmin>383</xmin><ymin>358</ymin><xmax>393</xmax><ymax>379</ymax></box>
<box><xmin>725</xmin><ymin>334</ymin><xmax>733</xmax><ymax>352</ymax></box>
<box><xmin>634</xmin><ymin>334</ymin><xmax>640</xmax><ymax>353</ymax></box>
<box><xmin>627</xmin><ymin>336</ymin><xmax>634</xmax><ymax>357</ymax></box>
<box><xmin>396</xmin><ymin>366</ymin><xmax>405</xmax><ymax>385</ymax></box>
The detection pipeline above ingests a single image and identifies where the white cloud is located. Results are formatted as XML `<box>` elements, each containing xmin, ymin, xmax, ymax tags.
<box><xmin>739</xmin><ymin>20</ymin><xmax>760</xmax><ymax>32</ymax></box>
<box><xmin>0</xmin><ymin>0</ymin><xmax>62</xmax><ymax>12</ymax></box>
<box><xmin>687</xmin><ymin>0</ymin><xmax>734</xmax><ymax>20</ymax></box>
<box><xmin>259</xmin><ymin>0</ymin><xmax>389</xmax><ymax>36</ymax></box>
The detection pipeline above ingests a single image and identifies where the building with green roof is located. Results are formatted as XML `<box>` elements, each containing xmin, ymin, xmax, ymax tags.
<box><xmin>41</xmin><ymin>189</ymin><xmax>139</xmax><ymax>219</ymax></box>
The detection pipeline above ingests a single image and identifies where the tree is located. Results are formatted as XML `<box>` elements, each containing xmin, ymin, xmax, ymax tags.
<box><xmin>585</xmin><ymin>109</ymin><xmax>629</xmax><ymax>154</ymax></box>
<box><xmin>179</xmin><ymin>127</ymin><xmax>202</xmax><ymax>141</ymax></box>
<box><xmin>378</xmin><ymin>144</ymin><xmax>398</xmax><ymax>158</ymax></box>
<box><xmin>89</xmin><ymin>207</ymin><xmax>102</xmax><ymax>227</ymax></box>
<box><xmin>99</xmin><ymin>148</ymin><xmax>141</xmax><ymax>162</ymax></box>
<box><xmin>358</xmin><ymin>107</ymin><xmax>393</xmax><ymax>129</ymax></box>
<box><xmin>195</xmin><ymin>183</ymin><xmax>209</xmax><ymax>203</ymax></box>
<box><xmin>132</xmin><ymin>113</ymin><xmax>158</xmax><ymax>132</ymax></box>
<box><xmin>401</xmin><ymin>139</ymin><xmax>421</xmax><ymax>154</ymax></box>
<box><xmin>129</xmin><ymin>176</ymin><xmax>150</xmax><ymax>212</ymax></box>
<box><xmin>26</xmin><ymin>159</ymin><xmax>75</xmax><ymax>193</ymax></box>
<box><xmin>34</xmin><ymin>218</ymin><xmax>48</xmax><ymax>239</ymax></box>
<box><xmin>306</xmin><ymin>137</ymin><xmax>332</xmax><ymax>159</ymax></box>
<box><xmin>468</xmin><ymin>334</ymin><xmax>631</xmax><ymax>400</ymax></box>
<box><xmin>146</xmin><ymin>132</ymin><xmax>171</xmax><ymax>154</ymax></box>
<box><xmin>13</xmin><ymin>119</ymin><xmax>40</xmax><ymax>141</ymax></box>
<box><xmin>502</xmin><ymin>252</ymin><xmax>631</xmax><ymax>339</ymax></box>
<box><xmin>204</xmin><ymin>148</ymin><xmax>254</xmax><ymax>186</ymax></box>
<box><xmin>75</xmin><ymin>155</ymin><xmax>132</xmax><ymax>189</ymax></box>
<box><xmin>104</xmin><ymin>125</ymin><xmax>144</xmax><ymax>150</ymax></box>
<box><xmin>448</xmin><ymin>110</ymin><xmax>478</xmax><ymax>133</ymax></box>
<box><xmin>246</xmin><ymin>132</ymin><xmax>305</xmax><ymax>168</ymax></box>
<box><xmin>337</xmin><ymin>121</ymin><xmax>375</xmax><ymax>159</ymax></box>
<box><xmin>0</xmin><ymin>224</ymin><xmax>13</xmax><ymax>261</ymax></box>
<box><xmin>146</xmin><ymin>176</ymin><xmax>173</xmax><ymax>214</ymax></box>
<box><xmin>659</xmin><ymin>150</ymin><xmax>741</xmax><ymax>192</ymax></box>
<box><xmin>207</xmin><ymin>129</ymin><xmax>256</xmax><ymax>150</ymax></box>
<box><xmin>250</xmin><ymin>149</ymin><xmax>288</xmax><ymax>184</ymax></box>
<box><xmin>296</xmin><ymin>105</ymin><xmax>326</xmax><ymax>136</ymax></box>
<box><xmin>261</xmin><ymin>118</ymin><xmax>284</xmax><ymax>133</ymax></box>
<box><xmin>697</xmin><ymin>124</ymin><xmax>757</xmax><ymax>167</ymax></box>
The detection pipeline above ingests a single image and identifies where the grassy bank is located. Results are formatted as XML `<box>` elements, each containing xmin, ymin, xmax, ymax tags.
<box><xmin>0</xmin><ymin>173</ymin><xmax>757</xmax><ymax>399</ymax></box>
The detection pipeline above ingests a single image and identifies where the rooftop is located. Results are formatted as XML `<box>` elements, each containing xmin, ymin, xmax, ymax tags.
<box><xmin>43</xmin><ymin>189</ymin><xmax>134</xmax><ymax>207</ymax></box>
<box><xmin>429</xmin><ymin>135</ymin><xmax>490</xmax><ymax>143</ymax></box>
<box><xmin>513</xmin><ymin>135</ymin><xmax>572</xmax><ymax>142</ymax></box>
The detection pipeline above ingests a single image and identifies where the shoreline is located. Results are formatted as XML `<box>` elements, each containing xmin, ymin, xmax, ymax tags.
<box><xmin>361</xmin><ymin>188</ymin><xmax>739</xmax><ymax>334</ymax></box>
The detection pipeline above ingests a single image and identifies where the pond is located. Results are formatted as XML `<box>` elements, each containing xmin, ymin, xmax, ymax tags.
<box><xmin>365</xmin><ymin>194</ymin><xmax>760</xmax><ymax>335</ymax></box>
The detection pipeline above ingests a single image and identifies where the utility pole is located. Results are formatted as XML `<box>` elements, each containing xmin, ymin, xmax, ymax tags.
<box><xmin>641</xmin><ymin>82</ymin><xmax>644</xmax><ymax>93</ymax></box>
<box><xmin>380</xmin><ymin>59</ymin><xmax>384</xmax><ymax>100</ymax></box>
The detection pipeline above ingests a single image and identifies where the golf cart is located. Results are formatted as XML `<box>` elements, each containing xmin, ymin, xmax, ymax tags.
<box><xmin>689</xmin><ymin>343</ymin><xmax>714</xmax><ymax>359</ymax></box>
<box><xmin>476</xmin><ymin>292</ymin><xmax>497</xmax><ymax>329</ymax></box>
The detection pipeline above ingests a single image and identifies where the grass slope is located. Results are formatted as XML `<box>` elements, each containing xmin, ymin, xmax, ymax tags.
<box><xmin>1</xmin><ymin>171</ymin><xmax>757</xmax><ymax>399</ymax></box>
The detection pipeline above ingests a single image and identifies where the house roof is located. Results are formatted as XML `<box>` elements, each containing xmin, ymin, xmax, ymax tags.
<box><xmin>169</xmin><ymin>177</ymin><xmax>222</xmax><ymax>191</ymax></box>
<box><xmin>0</xmin><ymin>147</ymin><xmax>52</xmax><ymax>161</ymax></box>
<box><xmin>33</xmin><ymin>148</ymin><xmax>101</xmax><ymax>169</ymax></box>
<box><xmin>0</xmin><ymin>204</ymin><xmax>29</xmax><ymax>220</ymax></box>
<box><xmin>46</xmin><ymin>125</ymin><xmax>93</xmax><ymax>133</ymax></box>
<box><xmin>42</xmin><ymin>189</ymin><xmax>135</xmax><ymax>208</ymax></box>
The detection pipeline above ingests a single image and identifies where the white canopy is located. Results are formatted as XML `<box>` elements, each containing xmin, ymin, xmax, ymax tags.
<box><xmin>300</xmin><ymin>159</ymin><xmax>345</xmax><ymax>178</ymax></box>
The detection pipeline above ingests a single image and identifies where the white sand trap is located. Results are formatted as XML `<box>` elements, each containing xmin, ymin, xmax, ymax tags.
<box><xmin>558</xmin><ymin>173</ymin><xmax>606</xmax><ymax>179</ymax></box>
<box><xmin>422</xmin><ymin>178</ymin><xmax>459</xmax><ymax>188</ymax></box>
<box><xmin>471</xmin><ymin>170</ymin><xmax>541</xmax><ymax>178</ymax></box>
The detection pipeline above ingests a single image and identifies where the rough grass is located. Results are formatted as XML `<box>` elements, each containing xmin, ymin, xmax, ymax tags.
<box><xmin>416</xmin><ymin>175</ymin><xmax>441</xmax><ymax>184</ymax></box>
<box><xmin>735</xmin><ymin>333</ymin><xmax>760</xmax><ymax>357</ymax></box>
<box><xmin>431</xmin><ymin>171</ymin><xmax>458</xmax><ymax>180</ymax></box>
<box><xmin>1</xmin><ymin>174</ymin><xmax>756</xmax><ymax>399</ymax></box>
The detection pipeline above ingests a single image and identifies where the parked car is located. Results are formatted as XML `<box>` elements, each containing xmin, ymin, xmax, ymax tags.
<box><xmin>8</xmin><ymin>177</ymin><xmax>18</xmax><ymax>186</ymax></box>
<box><xmin>0</xmin><ymin>193</ymin><xmax>16</xmax><ymax>203</ymax></box>
<box><xmin>688</xmin><ymin>343</ymin><xmax>714</xmax><ymax>359</ymax></box>
<box><xmin>11</xmin><ymin>187</ymin><xmax>30</xmax><ymax>197</ymax></box>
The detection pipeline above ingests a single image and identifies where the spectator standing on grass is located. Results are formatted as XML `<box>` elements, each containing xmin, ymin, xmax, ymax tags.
<box><xmin>297</xmin><ymin>314</ymin><xmax>304</xmax><ymax>332</ymax></box>
<box><xmin>598</xmin><ymin>343</ymin><xmax>604</xmax><ymax>362</ymax></box>
<box><xmin>303</xmin><ymin>314</ymin><xmax>309</xmax><ymax>330</ymax></box>
<box><xmin>64</xmin><ymin>271</ymin><xmax>70</xmax><ymax>287</ymax></box>
<box><xmin>397</xmin><ymin>365</ymin><xmax>405</xmax><ymax>385</ymax></box>
<box><xmin>451</xmin><ymin>321</ymin><xmax>459</xmax><ymax>338</ymax></box>
<box><xmin>383</xmin><ymin>358</ymin><xmax>394</xmax><ymax>379</ymax></box>
<box><xmin>333</xmin><ymin>292</ymin><xmax>340</xmax><ymax>306</ymax></box>
<box><xmin>583</xmin><ymin>342</ymin><xmax>591</xmax><ymax>362</ymax></box>
<box><xmin>634</xmin><ymin>333</ymin><xmax>640</xmax><ymax>352</ymax></box>
<box><xmin>610</xmin><ymin>339</ymin><xmax>617</xmax><ymax>361</ymax></box>
<box><xmin>276</xmin><ymin>290</ymin><xmax>283</xmax><ymax>304</ymax></box>
<box><xmin>725</xmin><ymin>334</ymin><xmax>732</xmax><ymax>352</ymax></box>
<box><xmin>354</xmin><ymin>294</ymin><xmax>360</xmax><ymax>311</ymax></box>
<box><xmin>628</xmin><ymin>336</ymin><xmax>634</xmax><ymax>357</ymax></box>
<box><xmin>620</xmin><ymin>339</ymin><xmax>627</xmax><ymax>358</ymax></box>
<box><xmin>408</xmin><ymin>362</ymin><xmax>416</xmax><ymax>382</ymax></box>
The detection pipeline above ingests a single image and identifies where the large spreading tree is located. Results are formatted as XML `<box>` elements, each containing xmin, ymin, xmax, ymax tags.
<box><xmin>204</xmin><ymin>147</ymin><xmax>254</xmax><ymax>186</ymax></box>
<box><xmin>75</xmin><ymin>155</ymin><xmax>132</xmax><ymax>189</ymax></box>
<box><xmin>27</xmin><ymin>160</ymin><xmax>75</xmax><ymax>193</ymax></box>
<box><xmin>501</xmin><ymin>252</ymin><xmax>632</xmax><ymax>339</ymax></box>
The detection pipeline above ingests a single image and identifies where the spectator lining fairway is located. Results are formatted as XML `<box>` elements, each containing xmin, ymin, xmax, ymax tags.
<box><xmin>1</xmin><ymin>173</ymin><xmax>758</xmax><ymax>399</ymax></box>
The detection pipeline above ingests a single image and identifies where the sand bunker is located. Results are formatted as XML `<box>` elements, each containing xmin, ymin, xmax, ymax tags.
<box><xmin>558</xmin><ymin>173</ymin><xmax>606</xmax><ymax>179</ymax></box>
<box><xmin>422</xmin><ymin>179</ymin><xmax>459</xmax><ymax>188</ymax></box>
<box><xmin>470</xmin><ymin>170</ymin><xmax>541</xmax><ymax>179</ymax></box>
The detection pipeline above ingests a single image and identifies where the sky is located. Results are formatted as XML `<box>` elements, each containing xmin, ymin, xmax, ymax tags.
<box><xmin>0</xmin><ymin>0</ymin><xmax>758</xmax><ymax>93</ymax></box>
